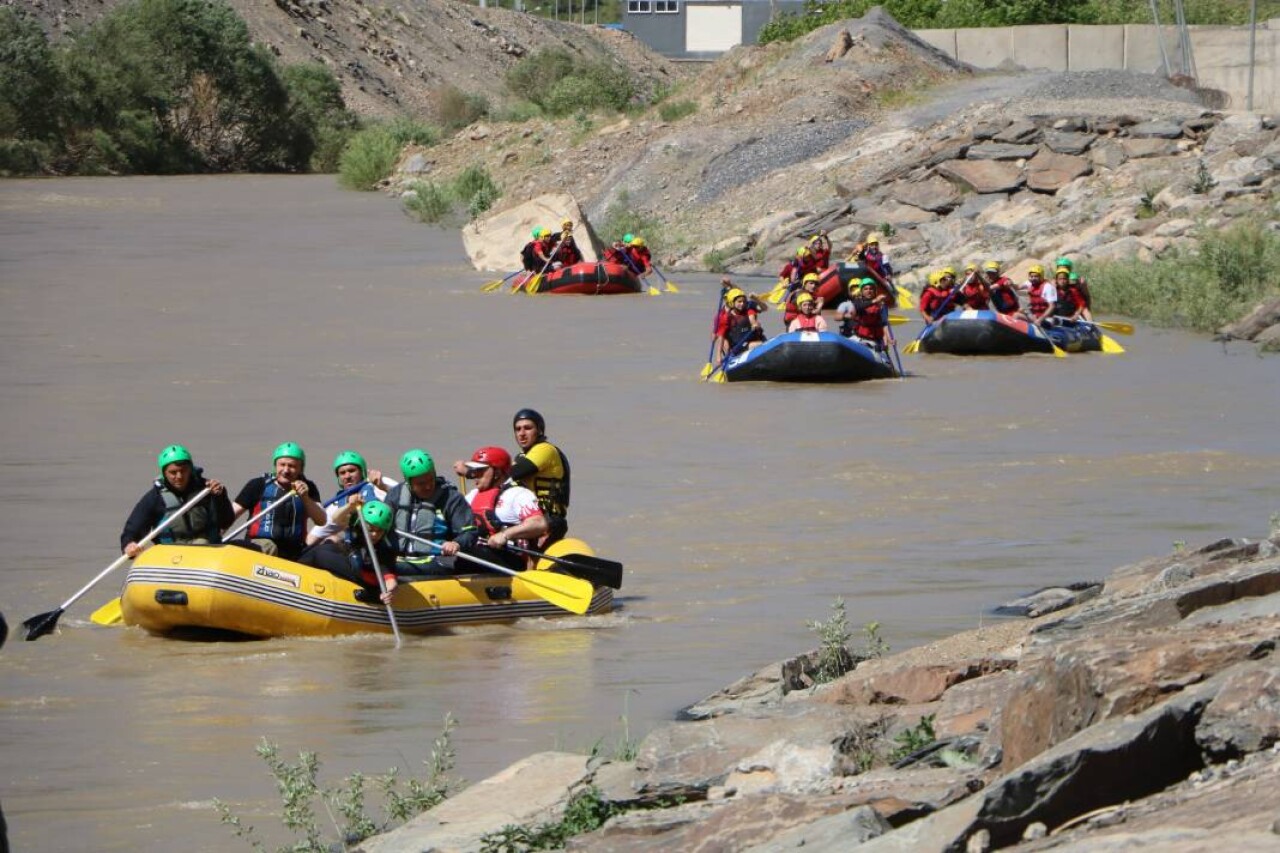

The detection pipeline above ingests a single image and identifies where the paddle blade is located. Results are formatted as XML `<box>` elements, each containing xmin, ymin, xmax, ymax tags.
<box><xmin>1100</xmin><ymin>334</ymin><xmax>1126</xmax><ymax>354</ymax></box>
<box><xmin>556</xmin><ymin>554</ymin><xmax>623</xmax><ymax>589</ymax></box>
<box><xmin>1051</xmin><ymin>343</ymin><xmax>1068</xmax><ymax>358</ymax></box>
<box><xmin>1097</xmin><ymin>321</ymin><xmax>1134</xmax><ymax>335</ymax></box>
<box><xmin>91</xmin><ymin>597</ymin><xmax>124</xmax><ymax>626</ymax></box>
<box><xmin>648</xmin><ymin>286</ymin><xmax>661</xmax><ymax>296</ymax></box>
<box><xmin>481</xmin><ymin>279</ymin><xmax>504</xmax><ymax>292</ymax></box>
<box><xmin>712</xmin><ymin>370</ymin><xmax>728</xmax><ymax>383</ymax></box>
<box><xmin>22</xmin><ymin>608</ymin><xmax>63</xmax><ymax>641</ymax></box>
<box><xmin>699</xmin><ymin>362</ymin><xmax>714</xmax><ymax>379</ymax></box>
<box><xmin>896</xmin><ymin>285</ymin><xmax>915</xmax><ymax>309</ymax></box>
<box><xmin>903</xmin><ymin>340</ymin><xmax>920</xmax><ymax>355</ymax></box>
<box><xmin>889</xmin><ymin>315</ymin><xmax>909</xmax><ymax>325</ymax></box>
<box><xmin>664</xmin><ymin>281</ymin><xmax>680</xmax><ymax>293</ymax></box>
<box><xmin>513</xmin><ymin>570</ymin><xmax>594</xmax><ymax>614</ymax></box>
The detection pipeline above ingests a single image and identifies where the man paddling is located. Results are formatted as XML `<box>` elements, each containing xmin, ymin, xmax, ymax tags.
<box><xmin>509</xmin><ymin>409</ymin><xmax>571</xmax><ymax>545</ymax></box>
<box><xmin>121</xmin><ymin>445</ymin><xmax>234</xmax><ymax>557</ymax></box>
<box><xmin>385</xmin><ymin>449</ymin><xmax>478</xmax><ymax>575</ymax></box>
<box><xmin>230</xmin><ymin>442</ymin><xmax>325</xmax><ymax>559</ymax></box>
<box><xmin>460</xmin><ymin>445</ymin><xmax>548</xmax><ymax>570</ymax></box>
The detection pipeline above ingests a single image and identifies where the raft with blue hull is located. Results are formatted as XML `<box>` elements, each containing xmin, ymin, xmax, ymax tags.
<box><xmin>119</xmin><ymin>541</ymin><xmax>613</xmax><ymax>638</ymax></box>
<box><xmin>917</xmin><ymin>310</ymin><xmax>1057</xmax><ymax>356</ymax></box>
<box><xmin>721</xmin><ymin>330</ymin><xmax>896</xmax><ymax>383</ymax></box>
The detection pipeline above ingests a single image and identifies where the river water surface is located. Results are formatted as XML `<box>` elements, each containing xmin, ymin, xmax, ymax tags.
<box><xmin>2</xmin><ymin>176</ymin><xmax>1278</xmax><ymax>852</ymax></box>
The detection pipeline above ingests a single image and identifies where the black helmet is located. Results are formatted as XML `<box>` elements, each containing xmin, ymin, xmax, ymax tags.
<box><xmin>512</xmin><ymin>408</ymin><xmax>546</xmax><ymax>435</ymax></box>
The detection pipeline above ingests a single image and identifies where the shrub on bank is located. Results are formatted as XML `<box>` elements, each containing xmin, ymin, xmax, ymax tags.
<box><xmin>0</xmin><ymin>0</ymin><xmax>359</xmax><ymax>175</ymax></box>
<box><xmin>402</xmin><ymin>166</ymin><xmax>501</xmax><ymax>224</ymax></box>
<box><xmin>338</xmin><ymin>117</ymin><xmax>439</xmax><ymax>190</ymax></box>
<box><xmin>598</xmin><ymin>190</ymin><xmax>663</xmax><ymax>247</ymax></box>
<box><xmin>1085</xmin><ymin>220</ymin><xmax>1280</xmax><ymax>332</ymax></box>
<box><xmin>506</xmin><ymin>48</ymin><xmax>636</xmax><ymax>117</ymax></box>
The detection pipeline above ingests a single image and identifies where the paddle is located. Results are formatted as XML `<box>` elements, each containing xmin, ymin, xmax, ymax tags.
<box><xmin>1094</xmin><ymin>320</ymin><xmax>1134</xmax><ymax>335</ymax></box>
<box><xmin>650</xmin><ymin>265</ymin><xmax>680</xmax><ymax>294</ymax></box>
<box><xmin>481</xmin><ymin>269</ymin><xmax>524</xmax><ymax>293</ymax></box>
<box><xmin>615</xmin><ymin>244</ymin><xmax>661</xmax><ymax>296</ymax></box>
<box><xmin>396</xmin><ymin>530</ymin><xmax>593</xmax><ymax>615</ymax></box>
<box><xmin>700</xmin><ymin>284</ymin><xmax>730</xmax><ymax>379</ymax></box>
<box><xmin>489</xmin><ymin>540</ymin><xmax>623</xmax><ymax>589</ymax></box>
<box><xmin>225</xmin><ymin>487</ymin><xmax>306</xmax><ymax>542</ymax></box>
<box><xmin>904</xmin><ymin>273</ymin><xmax>968</xmax><ymax>355</ymax></box>
<box><xmin>1079</xmin><ymin>321</ymin><xmax>1126</xmax><ymax>353</ymax></box>
<box><xmin>359</xmin><ymin>513</ymin><xmax>402</xmax><ymax>648</ymax></box>
<box><xmin>23</xmin><ymin>487</ymin><xmax>213</xmax><ymax>640</ymax></box>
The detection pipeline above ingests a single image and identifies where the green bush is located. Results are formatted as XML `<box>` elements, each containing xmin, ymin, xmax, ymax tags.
<box><xmin>283</xmin><ymin>62</ymin><xmax>361</xmax><ymax>172</ymax></box>
<box><xmin>338</xmin><ymin>126</ymin><xmax>403</xmax><ymax>190</ymax></box>
<box><xmin>435</xmin><ymin>84</ymin><xmax>490</xmax><ymax>131</ymax></box>
<box><xmin>403</xmin><ymin>180</ymin><xmax>453</xmax><ymax>223</ymax></box>
<box><xmin>505</xmin><ymin>49</ymin><xmax>635</xmax><ymax>117</ymax></box>
<box><xmin>1086</xmin><ymin>220</ymin><xmax>1280</xmax><ymax>332</ymax></box>
<box><xmin>598</xmin><ymin>190</ymin><xmax>663</xmax><ymax>246</ymax></box>
<box><xmin>451</xmin><ymin>164</ymin><xmax>500</xmax><ymax>216</ymax></box>
<box><xmin>492</xmin><ymin>100</ymin><xmax>543</xmax><ymax>123</ymax></box>
<box><xmin>385</xmin><ymin>115</ymin><xmax>440</xmax><ymax>148</ymax></box>
<box><xmin>658</xmin><ymin>99</ymin><xmax>698</xmax><ymax>122</ymax></box>
<box><xmin>0</xmin><ymin>137</ymin><xmax>49</xmax><ymax>174</ymax></box>
<box><xmin>0</xmin><ymin>7</ymin><xmax>63</xmax><ymax>141</ymax></box>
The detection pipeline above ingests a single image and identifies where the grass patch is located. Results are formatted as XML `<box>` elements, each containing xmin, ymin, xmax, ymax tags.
<box><xmin>1085</xmin><ymin>219</ymin><xmax>1280</xmax><ymax>332</ymax></box>
<box><xmin>889</xmin><ymin>714</ymin><xmax>937</xmax><ymax>763</ymax></box>
<box><xmin>215</xmin><ymin>715</ymin><xmax>459</xmax><ymax>852</ymax></box>
<box><xmin>506</xmin><ymin>47</ymin><xmax>635</xmax><ymax>118</ymax></box>
<box><xmin>433</xmin><ymin>84</ymin><xmax>489</xmax><ymax>131</ymax></box>
<box><xmin>657</xmin><ymin>99</ymin><xmax>698</xmax><ymax>123</ymax></box>
<box><xmin>702</xmin><ymin>248</ymin><xmax>730</xmax><ymax>273</ymax></box>
<box><xmin>403</xmin><ymin>165</ymin><xmax>501</xmax><ymax>224</ymax></box>
<box><xmin>479</xmin><ymin>787</ymin><xmax>615</xmax><ymax>852</ymax></box>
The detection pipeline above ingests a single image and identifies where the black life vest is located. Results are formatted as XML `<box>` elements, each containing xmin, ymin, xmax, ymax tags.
<box><xmin>248</xmin><ymin>475</ymin><xmax>307</xmax><ymax>544</ymax></box>
<box><xmin>156</xmin><ymin>476</ymin><xmax>221</xmax><ymax>544</ymax></box>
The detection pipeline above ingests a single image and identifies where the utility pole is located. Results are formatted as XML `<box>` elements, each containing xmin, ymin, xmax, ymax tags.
<box><xmin>1247</xmin><ymin>0</ymin><xmax>1258</xmax><ymax>110</ymax></box>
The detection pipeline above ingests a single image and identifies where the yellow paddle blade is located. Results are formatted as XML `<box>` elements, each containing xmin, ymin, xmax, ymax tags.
<box><xmin>1096</xmin><ymin>320</ymin><xmax>1134</xmax><ymax>335</ymax></box>
<box><xmin>903</xmin><ymin>340</ymin><xmax>920</xmax><ymax>355</ymax></box>
<box><xmin>1051</xmin><ymin>343</ymin><xmax>1068</xmax><ymax>358</ymax></box>
<box><xmin>896</xmin><ymin>285</ymin><xmax>915</xmax><ymax>309</ymax></box>
<box><xmin>526</xmin><ymin>275</ymin><xmax>542</xmax><ymax>293</ymax></box>
<box><xmin>1100</xmin><ymin>334</ymin><xmax>1126</xmax><ymax>354</ymax></box>
<box><xmin>512</xmin><ymin>570</ymin><xmax>594</xmax><ymax>615</ymax></box>
<box><xmin>91</xmin><ymin>597</ymin><xmax>124</xmax><ymax>626</ymax></box>
<box><xmin>648</xmin><ymin>286</ymin><xmax>661</xmax><ymax>296</ymax></box>
<box><xmin>665</xmin><ymin>281</ymin><xmax>680</xmax><ymax>293</ymax></box>
<box><xmin>699</xmin><ymin>362</ymin><xmax>714</xmax><ymax>379</ymax></box>
<box><xmin>889</xmin><ymin>315</ymin><xmax>909</xmax><ymax>325</ymax></box>
<box><xmin>712</xmin><ymin>370</ymin><xmax>727</xmax><ymax>383</ymax></box>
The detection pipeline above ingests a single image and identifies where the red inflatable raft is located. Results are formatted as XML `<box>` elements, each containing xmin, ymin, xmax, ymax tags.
<box><xmin>519</xmin><ymin>261</ymin><xmax>644</xmax><ymax>295</ymax></box>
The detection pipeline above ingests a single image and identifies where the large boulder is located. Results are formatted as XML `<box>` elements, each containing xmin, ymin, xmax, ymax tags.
<box><xmin>462</xmin><ymin>193</ymin><xmax>597</xmax><ymax>272</ymax></box>
<box><xmin>1026</xmin><ymin>151</ymin><xmax>1092</xmax><ymax>193</ymax></box>
<box><xmin>936</xmin><ymin>159</ymin><xmax>1025</xmax><ymax>194</ymax></box>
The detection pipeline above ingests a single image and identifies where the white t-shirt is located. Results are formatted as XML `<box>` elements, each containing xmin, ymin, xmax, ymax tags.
<box><xmin>464</xmin><ymin>484</ymin><xmax>543</xmax><ymax>529</ymax></box>
<box><xmin>308</xmin><ymin>479</ymin><xmax>395</xmax><ymax>543</ymax></box>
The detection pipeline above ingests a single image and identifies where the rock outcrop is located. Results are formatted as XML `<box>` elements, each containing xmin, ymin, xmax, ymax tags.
<box><xmin>358</xmin><ymin>529</ymin><xmax>1280</xmax><ymax>852</ymax></box>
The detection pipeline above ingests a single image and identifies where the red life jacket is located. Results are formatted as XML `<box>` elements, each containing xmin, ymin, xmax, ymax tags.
<box><xmin>791</xmin><ymin>314</ymin><xmax>821</xmax><ymax>331</ymax></box>
<box><xmin>471</xmin><ymin>486</ymin><xmax>502</xmax><ymax>536</ymax></box>
<box><xmin>1057</xmin><ymin>283</ymin><xmax>1086</xmax><ymax>314</ymax></box>
<box><xmin>957</xmin><ymin>281</ymin><xmax>989</xmax><ymax>310</ymax></box>
<box><xmin>919</xmin><ymin>285</ymin><xmax>952</xmax><ymax>319</ymax></box>
<box><xmin>554</xmin><ymin>239</ymin><xmax>582</xmax><ymax>265</ymax></box>
<box><xmin>628</xmin><ymin>246</ymin><xmax>652</xmax><ymax>271</ymax></box>
<box><xmin>861</xmin><ymin>247</ymin><xmax>888</xmax><ymax>277</ymax></box>
<box><xmin>989</xmin><ymin>279</ymin><xmax>1020</xmax><ymax>314</ymax></box>
<box><xmin>812</xmin><ymin>246</ymin><xmax>831</xmax><ymax>269</ymax></box>
<box><xmin>855</xmin><ymin>301</ymin><xmax>887</xmax><ymax>339</ymax></box>
<box><xmin>603</xmin><ymin>246</ymin><xmax>626</xmax><ymax>265</ymax></box>
<box><xmin>1027</xmin><ymin>281</ymin><xmax>1054</xmax><ymax>316</ymax></box>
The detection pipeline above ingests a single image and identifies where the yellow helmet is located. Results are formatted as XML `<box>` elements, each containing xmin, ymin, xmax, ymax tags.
<box><xmin>1028</xmin><ymin>264</ymin><xmax>1045</xmax><ymax>276</ymax></box>
<box><xmin>866</xmin><ymin>233</ymin><xmax>881</xmax><ymax>245</ymax></box>
<box><xmin>796</xmin><ymin>292</ymin><xmax>815</xmax><ymax>306</ymax></box>
<box><xmin>561</xmin><ymin>218</ymin><xmax>573</xmax><ymax>229</ymax></box>
<box><xmin>724</xmin><ymin>288</ymin><xmax>745</xmax><ymax>305</ymax></box>
<box><xmin>941</xmin><ymin>266</ymin><xmax>956</xmax><ymax>277</ymax></box>
<box><xmin>802</xmin><ymin>272</ymin><xmax>820</xmax><ymax>284</ymax></box>
<box><xmin>1054</xmin><ymin>266</ymin><xmax>1071</xmax><ymax>276</ymax></box>
<box><xmin>630</xmin><ymin>236</ymin><xmax>645</xmax><ymax>247</ymax></box>
<box><xmin>796</xmin><ymin>246</ymin><xmax>811</xmax><ymax>257</ymax></box>
<box><xmin>927</xmin><ymin>271</ymin><xmax>942</xmax><ymax>286</ymax></box>
<box><xmin>808</xmin><ymin>234</ymin><xmax>824</xmax><ymax>245</ymax></box>
<box><xmin>964</xmin><ymin>262</ymin><xmax>978</xmax><ymax>272</ymax></box>
<box><xmin>983</xmin><ymin>260</ymin><xmax>1001</xmax><ymax>272</ymax></box>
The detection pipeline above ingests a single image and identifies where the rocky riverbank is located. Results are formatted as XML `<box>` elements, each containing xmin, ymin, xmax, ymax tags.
<box><xmin>357</xmin><ymin>527</ymin><xmax>1280</xmax><ymax>852</ymax></box>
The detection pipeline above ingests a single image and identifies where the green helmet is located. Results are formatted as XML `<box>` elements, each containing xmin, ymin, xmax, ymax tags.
<box><xmin>1069</xmin><ymin>272</ymin><xmax>1080</xmax><ymax>282</ymax></box>
<box><xmin>361</xmin><ymin>500</ymin><xmax>393</xmax><ymax>532</ymax></box>
<box><xmin>157</xmin><ymin>444</ymin><xmax>193</xmax><ymax>471</ymax></box>
<box><xmin>860</xmin><ymin>277</ymin><xmax>877</xmax><ymax>286</ymax></box>
<box><xmin>1054</xmin><ymin>256</ymin><xmax>1073</xmax><ymax>269</ymax></box>
<box><xmin>531</xmin><ymin>227</ymin><xmax>542</xmax><ymax>238</ymax></box>
<box><xmin>400</xmin><ymin>449</ymin><xmax>434</xmax><ymax>479</ymax></box>
<box><xmin>332</xmin><ymin>450</ymin><xmax>367</xmax><ymax>478</ymax></box>
<box><xmin>273</xmin><ymin>442</ymin><xmax>306</xmax><ymax>465</ymax></box>
<box><xmin>622</xmin><ymin>232</ymin><xmax>634</xmax><ymax>244</ymax></box>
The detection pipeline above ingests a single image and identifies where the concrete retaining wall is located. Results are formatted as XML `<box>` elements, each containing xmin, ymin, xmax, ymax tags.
<box><xmin>914</xmin><ymin>22</ymin><xmax>1280</xmax><ymax>112</ymax></box>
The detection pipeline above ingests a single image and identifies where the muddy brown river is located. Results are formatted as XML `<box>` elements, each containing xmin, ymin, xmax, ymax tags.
<box><xmin>1</xmin><ymin>175</ymin><xmax>1277</xmax><ymax>851</ymax></box>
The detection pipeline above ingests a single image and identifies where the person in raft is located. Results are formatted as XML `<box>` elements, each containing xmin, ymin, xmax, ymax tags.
<box><xmin>306</xmin><ymin>451</ymin><xmax>397</xmax><ymax>546</ymax></box>
<box><xmin>807</xmin><ymin>231</ymin><xmax>832</xmax><ymax>269</ymax></box>
<box><xmin>847</xmin><ymin>280</ymin><xmax>892</xmax><ymax>350</ymax></box>
<box><xmin>782</xmin><ymin>272</ymin><xmax>822</xmax><ymax>329</ymax></box>
<box><xmin>1019</xmin><ymin>264</ymin><xmax>1058</xmax><ymax>326</ymax></box>
<box><xmin>460</xmin><ymin>445</ymin><xmax>549</xmax><ymax>571</ymax></box>
<box><xmin>121</xmin><ymin>444</ymin><xmax>235</xmax><ymax>557</ymax></box>
<box><xmin>385</xmin><ymin>449</ymin><xmax>478</xmax><ymax>575</ymax></box>
<box><xmin>713</xmin><ymin>288</ymin><xmax>767</xmax><ymax>362</ymax></box>
<box><xmin>299</xmin><ymin>499</ymin><xmax>401</xmax><ymax>603</ymax></box>
<box><xmin>520</xmin><ymin>227</ymin><xmax>554</xmax><ymax>272</ymax></box>
<box><xmin>230</xmin><ymin>442</ymin><xmax>325</xmax><ymax>559</ymax></box>
<box><xmin>626</xmin><ymin>235</ymin><xmax>653</xmax><ymax>275</ymax></box>
<box><xmin>1053</xmin><ymin>256</ymin><xmax>1093</xmax><ymax>319</ymax></box>
<box><xmin>787</xmin><ymin>292</ymin><xmax>828</xmax><ymax>333</ymax></box>
<box><xmin>983</xmin><ymin>260</ymin><xmax>1021</xmax><ymax>316</ymax></box>
<box><xmin>954</xmin><ymin>263</ymin><xmax>990</xmax><ymax>310</ymax></box>
<box><xmin>551</xmin><ymin>218</ymin><xmax>583</xmax><ymax>268</ymax></box>
<box><xmin>508</xmin><ymin>408</ymin><xmax>571</xmax><ymax>544</ymax></box>
<box><xmin>917</xmin><ymin>270</ymin><xmax>953</xmax><ymax>323</ymax></box>
<box><xmin>1054</xmin><ymin>268</ymin><xmax>1092</xmax><ymax>322</ymax></box>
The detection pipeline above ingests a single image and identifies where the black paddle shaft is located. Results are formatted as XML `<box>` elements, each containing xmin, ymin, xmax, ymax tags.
<box><xmin>494</xmin><ymin>542</ymin><xmax>623</xmax><ymax>589</ymax></box>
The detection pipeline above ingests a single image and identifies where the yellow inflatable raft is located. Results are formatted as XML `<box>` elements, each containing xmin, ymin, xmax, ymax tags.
<box><xmin>119</xmin><ymin>539</ymin><xmax>613</xmax><ymax>638</ymax></box>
